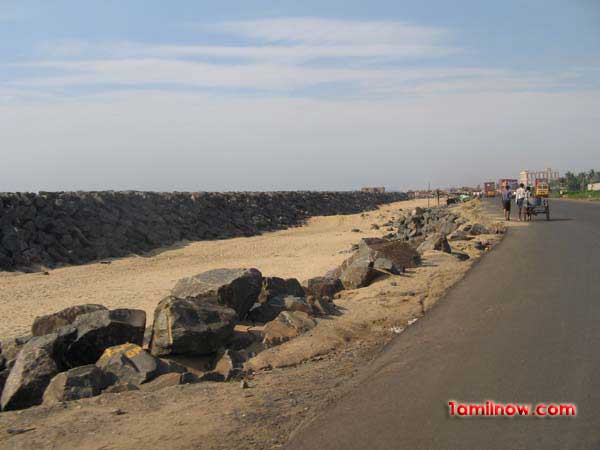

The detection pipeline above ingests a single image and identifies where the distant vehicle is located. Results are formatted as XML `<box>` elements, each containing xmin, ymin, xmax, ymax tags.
<box><xmin>484</xmin><ymin>182</ymin><xmax>496</xmax><ymax>197</ymax></box>
<box><xmin>535</xmin><ymin>178</ymin><xmax>550</xmax><ymax>197</ymax></box>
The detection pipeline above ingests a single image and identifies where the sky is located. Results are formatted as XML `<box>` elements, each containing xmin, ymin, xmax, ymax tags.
<box><xmin>1</xmin><ymin>0</ymin><xmax>599</xmax><ymax>192</ymax></box>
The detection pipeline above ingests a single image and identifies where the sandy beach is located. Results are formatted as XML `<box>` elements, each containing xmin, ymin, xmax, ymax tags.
<box><xmin>0</xmin><ymin>198</ymin><xmax>434</xmax><ymax>339</ymax></box>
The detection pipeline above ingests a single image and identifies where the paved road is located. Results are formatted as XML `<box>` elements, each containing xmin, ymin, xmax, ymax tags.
<box><xmin>287</xmin><ymin>199</ymin><xmax>600</xmax><ymax>450</ymax></box>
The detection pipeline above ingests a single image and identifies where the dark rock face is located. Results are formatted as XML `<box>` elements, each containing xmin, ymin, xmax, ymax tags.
<box><xmin>248</xmin><ymin>295</ymin><xmax>311</xmax><ymax>323</ymax></box>
<box><xmin>32</xmin><ymin>304</ymin><xmax>108</xmax><ymax>337</ymax></box>
<box><xmin>1</xmin><ymin>308</ymin><xmax>145</xmax><ymax>411</ymax></box>
<box><xmin>63</xmin><ymin>309</ymin><xmax>146</xmax><ymax>367</ymax></box>
<box><xmin>0</xmin><ymin>191</ymin><xmax>407</xmax><ymax>271</ymax></box>
<box><xmin>248</xmin><ymin>277</ymin><xmax>307</xmax><ymax>323</ymax></box>
<box><xmin>150</xmin><ymin>296</ymin><xmax>237</xmax><ymax>357</ymax></box>
<box><xmin>258</xmin><ymin>277</ymin><xmax>305</xmax><ymax>303</ymax></box>
<box><xmin>304</xmin><ymin>277</ymin><xmax>343</xmax><ymax>300</ymax></box>
<box><xmin>1</xmin><ymin>333</ymin><xmax>74</xmax><ymax>411</ymax></box>
<box><xmin>247</xmin><ymin>299</ymin><xmax>285</xmax><ymax>323</ymax></box>
<box><xmin>0</xmin><ymin>369</ymin><xmax>8</xmax><ymax>396</ymax></box>
<box><xmin>96</xmin><ymin>343</ymin><xmax>185</xmax><ymax>386</ymax></box>
<box><xmin>43</xmin><ymin>365</ymin><xmax>113</xmax><ymax>404</ymax></box>
<box><xmin>329</xmin><ymin>236</ymin><xmax>421</xmax><ymax>291</ymax></box>
<box><xmin>417</xmin><ymin>233</ymin><xmax>452</xmax><ymax>254</ymax></box>
<box><xmin>171</xmin><ymin>268</ymin><xmax>262</xmax><ymax>320</ymax></box>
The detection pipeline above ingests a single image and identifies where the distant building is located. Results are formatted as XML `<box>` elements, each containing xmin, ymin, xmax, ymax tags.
<box><xmin>519</xmin><ymin>168</ymin><xmax>560</xmax><ymax>186</ymax></box>
<box><xmin>361</xmin><ymin>187</ymin><xmax>385</xmax><ymax>193</ymax></box>
<box><xmin>588</xmin><ymin>182</ymin><xmax>600</xmax><ymax>191</ymax></box>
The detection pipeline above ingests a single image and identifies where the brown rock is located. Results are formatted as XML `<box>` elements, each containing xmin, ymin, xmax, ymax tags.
<box><xmin>262</xmin><ymin>311</ymin><xmax>317</xmax><ymax>347</ymax></box>
<box><xmin>339</xmin><ymin>259</ymin><xmax>378</xmax><ymax>289</ymax></box>
<box><xmin>417</xmin><ymin>233</ymin><xmax>451</xmax><ymax>254</ymax></box>
<box><xmin>103</xmin><ymin>382</ymin><xmax>140</xmax><ymax>394</ymax></box>
<box><xmin>213</xmin><ymin>349</ymin><xmax>245</xmax><ymax>381</ymax></box>
<box><xmin>139</xmin><ymin>372</ymin><xmax>182</xmax><ymax>392</ymax></box>
<box><xmin>304</xmin><ymin>277</ymin><xmax>343</xmax><ymax>300</ymax></box>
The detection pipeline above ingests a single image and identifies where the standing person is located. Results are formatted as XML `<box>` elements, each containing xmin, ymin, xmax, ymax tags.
<box><xmin>501</xmin><ymin>183</ymin><xmax>512</xmax><ymax>221</ymax></box>
<box><xmin>515</xmin><ymin>183</ymin><xmax>527</xmax><ymax>221</ymax></box>
<box><xmin>524</xmin><ymin>186</ymin><xmax>532</xmax><ymax>221</ymax></box>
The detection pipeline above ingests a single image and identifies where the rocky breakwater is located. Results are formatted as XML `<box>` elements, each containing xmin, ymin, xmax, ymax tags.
<box><xmin>0</xmin><ymin>190</ymin><xmax>407</xmax><ymax>271</ymax></box>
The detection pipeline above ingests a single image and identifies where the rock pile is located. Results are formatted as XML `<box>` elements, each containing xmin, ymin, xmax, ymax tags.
<box><xmin>0</xmin><ymin>190</ymin><xmax>407</xmax><ymax>271</ymax></box>
<box><xmin>0</xmin><ymin>202</ymin><xmax>502</xmax><ymax>412</ymax></box>
<box><xmin>0</xmin><ymin>266</ymin><xmax>336</xmax><ymax>411</ymax></box>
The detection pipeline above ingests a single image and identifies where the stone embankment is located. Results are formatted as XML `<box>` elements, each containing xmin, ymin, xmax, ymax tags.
<box><xmin>0</xmin><ymin>190</ymin><xmax>407</xmax><ymax>271</ymax></box>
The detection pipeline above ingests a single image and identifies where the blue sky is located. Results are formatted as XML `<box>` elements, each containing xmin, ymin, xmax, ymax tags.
<box><xmin>1</xmin><ymin>0</ymin><xmax>599</xmax><ymax>191</ymax></box>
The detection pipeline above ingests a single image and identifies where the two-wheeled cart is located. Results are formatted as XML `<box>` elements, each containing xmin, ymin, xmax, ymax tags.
<box><xmin>526</xmin><ymin>196</ymin><xmax>550</xmax><ymax>221</ymax></box>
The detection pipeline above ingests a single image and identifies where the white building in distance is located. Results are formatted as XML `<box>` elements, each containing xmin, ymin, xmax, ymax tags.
<box><xmin>519</xmin><ymin>168</ymin><xmax>560</xmax><ymax>186</ymax></box>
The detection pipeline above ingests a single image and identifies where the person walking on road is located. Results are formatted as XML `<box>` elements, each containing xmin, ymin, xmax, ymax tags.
<box><xmin>501</xmin><ymin>183</ymin><xmax>512</xmax><ymax>221</ymax></box>
<box><xmin>515</xmin><ymin>183</ymin><xmax>527</xmax><ymax>221</ymax></box>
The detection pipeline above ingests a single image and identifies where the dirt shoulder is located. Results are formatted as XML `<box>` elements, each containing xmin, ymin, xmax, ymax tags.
<box><xmin>0</xmin><ymin>199</ymin><xmax>509</xmax><ymax>450</ymax></box>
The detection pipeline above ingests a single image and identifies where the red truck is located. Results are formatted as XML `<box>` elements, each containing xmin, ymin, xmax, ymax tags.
<box><xmin>484</xmin><ymin>182</ymin><xmax>496</xmax><ymax>197</ymax></box>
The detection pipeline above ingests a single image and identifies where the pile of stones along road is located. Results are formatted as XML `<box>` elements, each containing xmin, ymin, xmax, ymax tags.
<box><xmin>370</xmin><ymin>205</ymin><xmax>505</xmax><ymax>261</ymax></box>
<box><xmin>0</xmin><ymin>267</ymin><xmax>344</xmax><ymax>411</ymax></box>
<box><xmin>329</xmin><ymin>205</ymin><xmax>507</xmax><ymax>290</ymax></box>
<box><xmin>0</xmin><ymin>190</ymin><xmax>407</xmax><ymax>271</ymax></box>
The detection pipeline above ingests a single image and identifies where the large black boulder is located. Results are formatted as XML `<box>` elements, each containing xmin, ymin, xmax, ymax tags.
<box><xmin>150</xmin><ymin>296</ymin><xmax>237</xmax><ymax>357</ymax></box>
<box><xmin>171</xmin><ymin>268</ymin><xmax>262</xmax><ymax>319</ymax></box>
<box><xmin>96</xmin><ymin>343</ymin><xmax>185</xmax><ymax>386</ymax></box>
<box><xmin>42</xmin><ymin>365</ymin><xmax>113</xmax><ymax>404</ymax></box>
<box><xmin>32</xmin><ymin>304</ymin><xmax>108</xmax><ymax>337</ymax></box>
<box><xmin>62</xmin><ymin>308</ymin><xmax>146</xmax><ymax>367</ymax></box>
<box><xmin>1</xmin><ymin>332</ymin><xmax>75</xmax><ymax>411</ymax></box>
<box><xmin>258</xmin><ymin>277</ymin><xmax>305</xmax><ymax>303</ymax></box>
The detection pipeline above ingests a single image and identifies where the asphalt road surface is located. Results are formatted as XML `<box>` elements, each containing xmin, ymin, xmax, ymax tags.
<box><xmin>287</xmin><ymin>199</ymin><xmax>600</xmax><ymax>450</ymax></box>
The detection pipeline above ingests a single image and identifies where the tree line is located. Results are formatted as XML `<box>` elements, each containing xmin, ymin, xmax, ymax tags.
<box><xmin>552</xmin><ymin>170</ymin><xmax>600</xmax><ymax>192</ymax></box>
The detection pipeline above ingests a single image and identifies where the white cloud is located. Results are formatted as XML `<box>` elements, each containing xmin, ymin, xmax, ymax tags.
<box><xmin>210</xmin><ymin>18</ymin><xmax>447</xmax><ymax>46</ymax></box>
<box><xmin>15</xmin><ymin>17</ymin><xmax>588</xmax><ymax>98</ymax></box>
<box><xmin>9</xmin><ymin>59</ymin><xmax>509</xmax><ymax>93</ymax></box>
<box><xmin>36</xmin><ymin>18</ymin><xmax>455</xmax><ymax>64</ymax></box>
